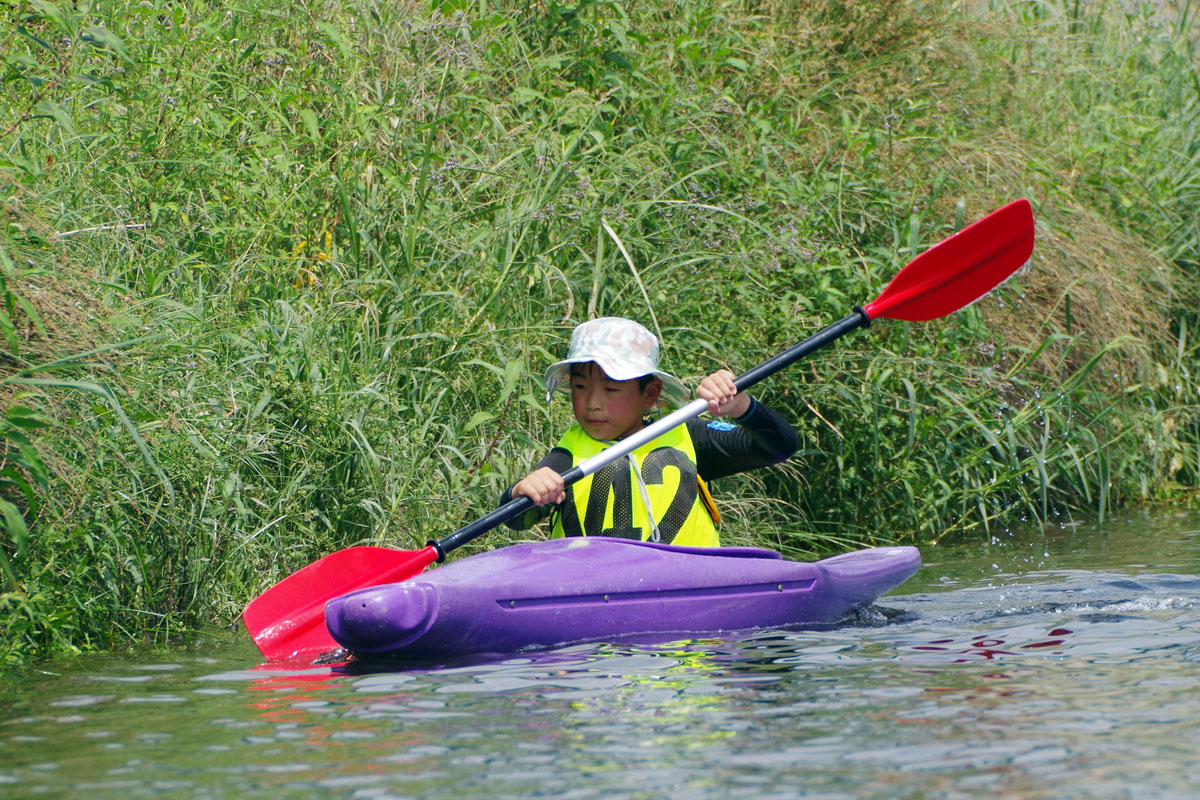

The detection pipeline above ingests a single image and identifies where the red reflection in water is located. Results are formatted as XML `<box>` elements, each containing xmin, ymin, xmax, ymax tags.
<box><xmin>242</xmin><ymin>657</ymin><xmax>386</xmax><ymax>748</ymax></box>
<box><xmin>906</xmin><ymin>626</ymin><xmax>1075</xmax><ymax>663</ymax></box>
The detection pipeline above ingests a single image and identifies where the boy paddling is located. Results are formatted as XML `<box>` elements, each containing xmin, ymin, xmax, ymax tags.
<box><xmin>502</xmin><ymin>317</ymin><xmax>798</xmax><ymax>546</ymax></box>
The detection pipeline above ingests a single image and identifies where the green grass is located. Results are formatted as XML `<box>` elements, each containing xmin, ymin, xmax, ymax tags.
<box><xmin>0</xmin><ymin>0</ymin><xmax>1197</xmax><ymax>664</ymax></box>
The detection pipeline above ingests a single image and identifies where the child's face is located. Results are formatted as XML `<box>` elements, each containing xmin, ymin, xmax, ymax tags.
<box><xmin>569</xmin><ymin>362</ymin><xmax>661</xmax><ymax>441</ymax></box>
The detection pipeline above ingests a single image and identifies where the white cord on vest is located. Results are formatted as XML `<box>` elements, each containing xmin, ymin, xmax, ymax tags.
<box><xmin>626</xmin><ymin>453</ymin><xmax>661</xmax><ymax>543</ymax></box>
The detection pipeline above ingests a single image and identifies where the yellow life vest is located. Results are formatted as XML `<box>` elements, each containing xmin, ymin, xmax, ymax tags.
<box><xmin>551</xmin><ymin>423</ymin><xmax>720</xmax><ymax>547</ymax></box>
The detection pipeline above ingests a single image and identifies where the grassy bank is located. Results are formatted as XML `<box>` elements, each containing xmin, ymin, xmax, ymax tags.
<box><xmin>1</xmin><ymin>0</ymin><xmax>1197</xmax><ymax>664</ymax></box>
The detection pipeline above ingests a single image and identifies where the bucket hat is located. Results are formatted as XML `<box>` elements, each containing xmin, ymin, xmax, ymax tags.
<box><xmin>543</xmin><ymin>317</ymin><xmax>690</xmax><ymax>408</ymax></box>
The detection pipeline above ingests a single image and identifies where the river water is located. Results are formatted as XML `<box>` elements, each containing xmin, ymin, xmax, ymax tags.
<box><xmin>3</xmin><ymin>510</ymin><xmax>1199</xmax><ymax>799</ymax></box>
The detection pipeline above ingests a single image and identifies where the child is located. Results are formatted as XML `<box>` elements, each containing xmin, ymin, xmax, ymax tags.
<box><xmin>501</xmin><ymin>317</ymin><xmax>798</xmax><ymax>547</ymax></box>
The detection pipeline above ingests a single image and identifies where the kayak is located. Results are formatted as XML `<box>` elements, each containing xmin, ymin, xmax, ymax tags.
<box><xmin>324</xmin><ymin>538</ymin><xmax>920</xmax><ymax>659</ymax></box>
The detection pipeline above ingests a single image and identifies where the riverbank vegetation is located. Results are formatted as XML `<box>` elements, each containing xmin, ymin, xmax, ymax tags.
<box><xmin>2</xmin><ymin>0</ymin><xmax>1197</xmax><ymax>663</ymax></box>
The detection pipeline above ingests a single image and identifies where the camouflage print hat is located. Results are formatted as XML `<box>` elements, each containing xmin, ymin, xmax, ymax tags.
<box><xmin>543</xmin><ymin>317</ymin><xmax>691</xmax><ymax>408</ymax></box>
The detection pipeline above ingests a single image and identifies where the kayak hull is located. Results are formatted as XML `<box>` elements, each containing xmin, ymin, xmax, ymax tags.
<box><xmin>325</xmin><ymin>538</ymin><xmax>920</xmax><ymax>659</ymax></box>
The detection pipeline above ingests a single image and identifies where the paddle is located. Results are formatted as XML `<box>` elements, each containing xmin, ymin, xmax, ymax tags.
<box><xmin>244</xmin><ymin>197</ymin><xmax>1035</xmax><ymax>661</ymax></box>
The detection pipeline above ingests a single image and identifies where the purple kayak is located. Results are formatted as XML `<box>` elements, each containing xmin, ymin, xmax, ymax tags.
<box><xmin>324</xmin><ymin>538</ymin><xmax>921</xmax><ymax>659</ymax></box>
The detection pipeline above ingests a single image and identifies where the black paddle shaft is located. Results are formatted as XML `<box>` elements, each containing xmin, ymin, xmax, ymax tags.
<box><xmin>429</xmin><ymin>307</ymin><xmax>871</xmax><ymax>561</ymax></box>
<box><xmin>731</xmin><ymin>307</ymin><xmax>870</xmax><ymax>393</ymax></box>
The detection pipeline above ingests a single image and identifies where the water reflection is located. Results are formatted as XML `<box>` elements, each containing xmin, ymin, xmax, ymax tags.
<box><xmin>1</xmin><ymin>511</ymin><xmax>1199</xmax><ymax>798</ymax></box>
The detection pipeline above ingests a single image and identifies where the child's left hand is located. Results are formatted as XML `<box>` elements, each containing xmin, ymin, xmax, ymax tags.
<box><xmin>697</xmin><ymin>369</ymin><xmax>752</xmax><ymax>418</ymax></box>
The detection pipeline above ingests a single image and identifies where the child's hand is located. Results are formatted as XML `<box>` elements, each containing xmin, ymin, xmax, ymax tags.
<box><xmin>697</xmin><ymin>369</ymin><xmax>752</xmax><ymax>418</ymax></box>
<box><xmin>512</xmin><ymin>467</ymin><xmax>566</xmax><ymax>506</ymax></box>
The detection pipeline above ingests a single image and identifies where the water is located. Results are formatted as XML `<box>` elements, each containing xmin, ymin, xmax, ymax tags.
<box><xmin>3</xmin><ymin>510</ymin><xmax>1199</xmax><ymax>799</ymax></box>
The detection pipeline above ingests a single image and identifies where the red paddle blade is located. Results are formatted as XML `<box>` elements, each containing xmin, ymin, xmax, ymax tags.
<box><xmin>243</xmin><ymin>545</ymin><xmax>438</xmax><ymax>661</ymax></box>
<box><xmin>864</xmin><ymin>199</ymin><xmax>1034</xmax><ymax>322</ymax></box>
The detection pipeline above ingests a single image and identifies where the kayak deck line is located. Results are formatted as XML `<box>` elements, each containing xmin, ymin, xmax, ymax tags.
<box><xmin>498</xmin><ymin>578</ymin><xmax>819</xmax><ymax>610</ymax></box>
<box><xmin>575</xmin><ymin>540</ymin><xmax>786</xmax><ymax>561</ymax></box>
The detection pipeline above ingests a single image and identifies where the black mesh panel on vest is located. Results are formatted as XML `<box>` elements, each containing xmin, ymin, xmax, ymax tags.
<box><xmin>588</xmin><ymin>460</ymin><xmax>640</xmax><ymax>540</ymax></box>
<box><xmin>641</xmin><ymin>447</ymin><xmax>697</xmax><ymax>545</ymax></box>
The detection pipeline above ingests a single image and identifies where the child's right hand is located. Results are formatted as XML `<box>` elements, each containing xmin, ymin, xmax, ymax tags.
<box><xmin>512</xmin><ymin>467</ymin><xmax>566</xmax><ymax>506</ymax></box>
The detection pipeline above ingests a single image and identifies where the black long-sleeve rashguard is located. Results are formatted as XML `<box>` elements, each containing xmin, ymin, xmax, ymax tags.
<box><xmin>500</xmin><ymin>397</ymin><xmax>799</xmax><ymax>531</ymax></box>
